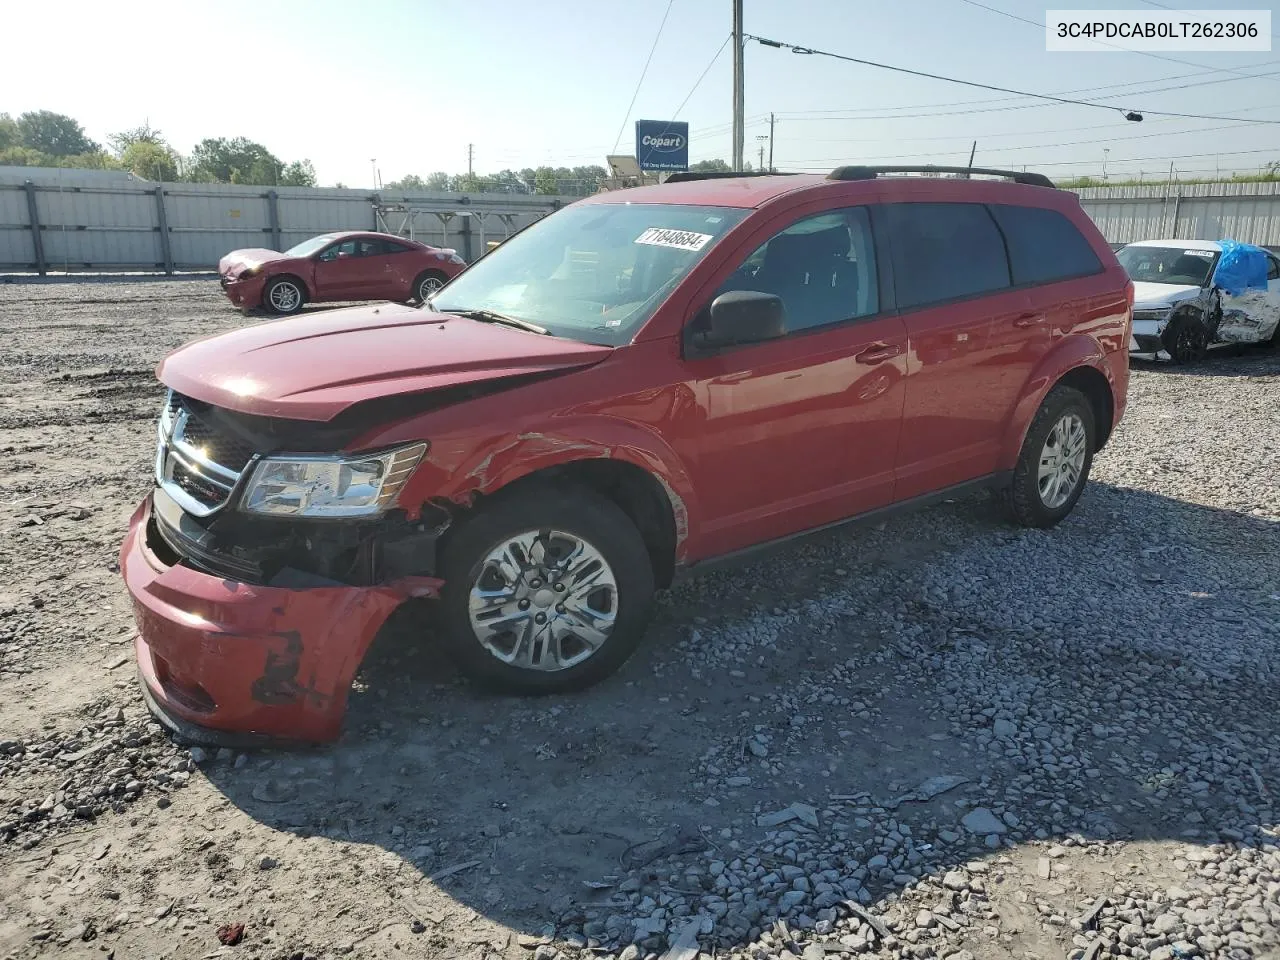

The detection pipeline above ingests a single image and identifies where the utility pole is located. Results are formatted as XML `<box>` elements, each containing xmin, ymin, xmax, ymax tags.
<box><xmin>758</xmin><ymin>141</ymin><xmax>765</xmax><ymax>170</ymax></box>
<box><xmin>768</xmin><ymin>112</ymin><xmax>775</xmax><ymax>171</ymax></box>
<box><xmin>732</xmin><ymin>0</ymin><xmax>744</xmax><ymax>171</ymax></box>
<box><xmin>370</xmin><ymin>158</ymin><xmax>377</xmax><ymax>190</ymax></box>
<box><xmin>467</xmin><ymin>144</ymin><xmax>474</xmax><ymax>179</ymax></box>
<box><xmin>1102</xmin><ymin>148</ymin><xmax>1110</xmax><ymax>181</ymax></box>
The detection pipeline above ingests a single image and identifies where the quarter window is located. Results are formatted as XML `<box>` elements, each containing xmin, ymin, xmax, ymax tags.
<box><xmin>1268</xmin><ymin>255</ymin><xmax>1280</xmax><ymax>280</ymax></box>
<box><xmin>988</xmin><ymin>204</ymin><xmax>1103</xmax><ymax>285</ymax></box>
<box><xmin>713</xmin><ymin>207</ymin><xmax>879</xmax><ymax>334</ymax></box>
<box><xmin>885</xmin><ymin>202</ymin><xmax>1011</xmax><ymax>309</ymax></box>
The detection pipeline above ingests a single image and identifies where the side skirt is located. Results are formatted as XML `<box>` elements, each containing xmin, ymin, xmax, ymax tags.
<box><xmin>673</xmin><ymin>472</ymin><xmax>1012</xmax><ymax>582</ymax></box>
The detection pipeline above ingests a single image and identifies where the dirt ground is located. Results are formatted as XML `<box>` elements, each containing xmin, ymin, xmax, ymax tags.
<box><xmin>1</xmin><ymin>278</ymin><xmax>1278</xmax><ymax>960</ymax></box>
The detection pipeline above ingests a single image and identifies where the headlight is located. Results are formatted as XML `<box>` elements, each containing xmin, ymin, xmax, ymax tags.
<box><xmin>447</xmin><ymin>253</ymin><xmax>466</xmax><ymax>266</ymax></box>
<box><xmin>240</xmin><ymin>443</ymin><xmax>427</xmax><ymax>518</ymax></box>
<box><xmin>1132</xmin><ymin>307</ymin><xmax>1172</xmax><ymax>322</ymax></box>
<box><xmin>238</xmin><ymin>265</ymin><xmax>262</xmax><ymax>280</ymax></box>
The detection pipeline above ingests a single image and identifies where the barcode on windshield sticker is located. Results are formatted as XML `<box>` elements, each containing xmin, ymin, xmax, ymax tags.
<box><xmin>635</xmin><ymin>228</ymin><xmax>713</xmax><ymax>251</ymax></box>
<box><xmin>1185</xmin><ymin>250</ymin><xmax>1211</xmax><ymax>257</ymax></box>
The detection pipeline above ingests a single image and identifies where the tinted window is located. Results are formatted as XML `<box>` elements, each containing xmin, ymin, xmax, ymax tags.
<box><xmin>989</xmin><ymin>204</ymin><xmax>1103</xmax><ymax>285</ymax></box>
<box><xmin>886</xmin><ymin>203</ymin><xmax>1010</xmax><ymax>309</ymax></box>
<box><xmin>714</xmin><ymin>207</ymin><xmax>879</xmax><ymax>333</ymax></box>
<box><xmin>356</xmin><ymin>239</ymin><xmax>384</xmax><ymax>257</ymax></box>
<box><xmin>384</xmin><ymin>240</ymin><xmax>412</xmax><ymax>254</ymax></box>
<box><xmin>1268</xmin><ymin>255</ymin><xmax>1280</xmax><ymax>280</ymax></box>
<box><xmin>318</xmin><ymin>239</ymin><xmax>359</xmax><ymax>261</ymax></box>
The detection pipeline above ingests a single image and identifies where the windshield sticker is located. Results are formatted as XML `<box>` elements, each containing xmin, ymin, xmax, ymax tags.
<box><xmin>1185</xmin><ymin>250</ymin><xmax>1212</xmax><ymax>258</ymax></box>
<box><xmin>635</xmin><ymin>228</ymin><xmax>713</xmax><ymax>252</ymax></box>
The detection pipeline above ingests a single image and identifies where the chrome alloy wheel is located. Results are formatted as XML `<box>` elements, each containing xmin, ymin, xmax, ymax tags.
<box><xmin>269</xmin><ymin>280</ymin><xmax>301</xmax><ymax>312</ymax></box>
<box><xmin>418</xmin><ymin>274</ymin><xmax>445</xmax><ymax>301</ymax></box>
<box><xmin>1037</xmin><ymin>412</ymin><xmax>1088</xmax><ymax>509</ymax></box>
<box><xmin>467</xmin><ymin>530</ymin><xmax>618</xmax><ymax>671</ymax></box>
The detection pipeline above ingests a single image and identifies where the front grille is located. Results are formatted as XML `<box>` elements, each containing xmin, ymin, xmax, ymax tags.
<box><xmin>179</xmin><ymin>411</ymin><xmax>255</xmax><ymax>472</ymax></box>
<box><xmin>155</xmin><ymin>391</ymin><xmax>258</xmax><ymax>517</ymax></box>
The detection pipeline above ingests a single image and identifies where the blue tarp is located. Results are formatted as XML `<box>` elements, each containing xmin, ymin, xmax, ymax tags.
<box><xmin>1211</xmin><ymin>238</ymin><xmax>1269</xmax><ymax>296</ymax></box>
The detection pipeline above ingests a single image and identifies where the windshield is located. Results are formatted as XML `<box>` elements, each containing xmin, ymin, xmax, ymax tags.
<box><xmin>284</xmin><ymin>234</ymin><xmax>338</xmax><ymax>258</ymax></box>
<box><xmin>1117</xmin><ymin>245</ymin><xmax>1216</xmax><ymax>286</ymax></box>
<box><xmin>431</xmin><ymin>203</ymin><xmax>748</xmax><ymax>345</ymax></box>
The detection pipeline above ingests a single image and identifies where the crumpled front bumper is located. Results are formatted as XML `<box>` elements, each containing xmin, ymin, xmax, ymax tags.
<box><xmin>1129</xmin><ymin>317</ymin><xmax>1168</xmax><ymax>355</ymax></box>
<box><xmin>219</xmin><ymin>273</ymin><xmax>267</xmax><ymax>309</ymax></box>
<box><xmin>121</xmin><ymin>498</ymin><xmax>441</xmax><ymax>745</ymax></box>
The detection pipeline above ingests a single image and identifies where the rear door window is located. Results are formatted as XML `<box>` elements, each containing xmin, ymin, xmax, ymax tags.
<box><xmin>988</xmin><ymin>204</ymin><xmax>1103</xmax><ymax>285</ymax></box>
<box><xmin>885</xmin><ymin>203</ymin><xmax>1011</xmax><ymax>309</ymax></box>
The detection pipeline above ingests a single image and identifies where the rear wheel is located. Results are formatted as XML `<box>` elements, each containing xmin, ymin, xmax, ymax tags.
<box><xmin>1163</xmin><ymin>312</ymin><xmax>1209</xmax><ymax>364</ymax></box>
<box><xmin>263</xmin><ymin>276</ymin><xmax>304</xmax><ymax>315</ymax></box>
<box><xmin>436</xmin><ymin>485</ymin><xmax>654</xmax><ymax>693</ymax></box>
<box><xmin>1007</xmin><ymin>385</ymin><xmax>1096</xmax><ymax>529</ymax></box>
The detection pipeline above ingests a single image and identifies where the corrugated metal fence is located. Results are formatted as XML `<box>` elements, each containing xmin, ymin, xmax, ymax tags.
<box><xmin>0</xmin><ymin>167</ymin><xmax>571</xmax><ymax>274</ymax></box>
<box><xmin>5</xmin><ymin>166</ymin><xmax>1280</xmax><ymax>274</ymax></box>
<box><xmin>1075</xmin><ymin>180</ymin><xmax>1280</xmax><ymax>247</ymax></box>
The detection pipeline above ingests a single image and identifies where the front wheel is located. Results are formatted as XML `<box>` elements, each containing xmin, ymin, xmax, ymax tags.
<box><xmin>1007</xmin><ymin>385</ymin><xmax>1096</xmax><ymax>529</ymax></box>
<box><xmin>1163</xmin><ymin>312</ymin><xmax>1209</xmax><ymax>364</ymax></box>
<box><xmin>413</xmin><ymin>270</ymin><xmax>449</xmax><ymax>304</ymax></box>
<box><xmin>435</xmin><ymin>485</ymin><xmax>655</xmax><ymax>693</ymax></box>
<box><xmin>263</xmin><ymin>276</ymin><xmax>304</xmax><ymax>315</ymax></box>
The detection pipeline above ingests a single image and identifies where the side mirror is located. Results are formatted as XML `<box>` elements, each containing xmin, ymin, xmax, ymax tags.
<box><xmin>687</xmin><ymin>290</ymin><xmax>787</xmax><ymax>355</ymax></box>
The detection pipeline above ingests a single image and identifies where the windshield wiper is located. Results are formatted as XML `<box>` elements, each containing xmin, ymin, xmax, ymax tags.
<box><xmin>449</xmin><ymin>309</ymin><xmax>550</xmax><ymax>336</ymax></box>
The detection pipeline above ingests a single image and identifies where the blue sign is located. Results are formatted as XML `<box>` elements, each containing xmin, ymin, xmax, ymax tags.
<box><xmin>635</xmin><ymin>120</ymin><xmax>689</xmax><ymax>172</ymax></box>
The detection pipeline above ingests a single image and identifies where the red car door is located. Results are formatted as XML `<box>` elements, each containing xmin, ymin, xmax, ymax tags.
<box><xmin>313</xmin><ymin>238</ymin><xmax>391</xmax><ymax>300</ymax></box>
<box><xmin>678</xmin><ymin>206</ymin><xmax>908</xmax><ymax>559</ymax></box>
<box><xmin>885</xmin><ymin>202</ymin><xmax>1032</xmax><ymax>500</ymax></box>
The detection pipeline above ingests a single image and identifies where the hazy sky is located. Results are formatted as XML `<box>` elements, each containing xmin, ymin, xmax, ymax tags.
<box><xmin>4</xmin><ymin>0</ymin><xmax>1278</xmax><ymax>186</ymax></box>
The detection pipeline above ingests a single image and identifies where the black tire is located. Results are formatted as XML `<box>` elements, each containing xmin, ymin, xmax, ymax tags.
<box><xmin>263</xmin><ymin>276</ymin><xmax>305</xmax><ymax>315</ymax></box>
<box><xmin>413</xmin><ymin>269</ymin><xmax>449</xmax><ymax>304</ymax></box>
<box><xmin>1163</xmin><ymin>311</ymin><xmax>1209</xmax><ymax>364</ymax></box>
<box><xmin>436</xmin><ymin>484</ymin><xmax>655</xmax><ymax>694</ymax></box>
<box><xmin>1007</xmin><ymin>384</ymin><xmax>1096</xmax><ymax>529</ymax></box>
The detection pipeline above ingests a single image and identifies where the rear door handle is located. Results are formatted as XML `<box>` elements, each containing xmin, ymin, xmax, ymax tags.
<box><xmin>855</xmin><ymin>343</ymin><xmax>902</xmax><ymax>364</ymax></box>
<box><xmin>1012</xmin><ymin>312</ymin><xmax>1045</xmax><ymax>328</ymax></box>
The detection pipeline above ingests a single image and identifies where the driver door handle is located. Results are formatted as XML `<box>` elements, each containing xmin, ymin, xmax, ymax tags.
<box><xmin>1013</xmin><ymin>312</ymin><xmax>1046</xmax><ymax>328</ymax></box>
<box><xmin>855</xmin><ymin>343</ymin><xmax>902</xmax><ymax>364</ymax></box>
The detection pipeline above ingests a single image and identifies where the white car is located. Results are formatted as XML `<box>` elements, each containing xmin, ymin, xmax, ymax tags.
<box><xmin>1117</xmin><ymin>239</ymin><xmax>1280</xmax><ymax>363</ymax></box>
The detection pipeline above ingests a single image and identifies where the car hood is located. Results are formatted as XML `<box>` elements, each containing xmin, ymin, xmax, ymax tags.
<box><xmin>219</xmin><ymin>248</ymin><xmax>287</xmax><ymax>278</ymax></box>
<box><xmin>157</xmin><ymin>303</ymin><xmax>612</xmax><ymax>421</ymax></box>
<box><xmin>1131</xmin><ymin>280</ymin><xmax>1203</xmax><ymax>310</ymax></box>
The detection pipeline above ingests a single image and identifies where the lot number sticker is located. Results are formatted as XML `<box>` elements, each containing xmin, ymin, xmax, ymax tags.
<box><xmin>635</xmin><ymin>228</ymin><xmax>713</xmax><ymax>252</ymax></box>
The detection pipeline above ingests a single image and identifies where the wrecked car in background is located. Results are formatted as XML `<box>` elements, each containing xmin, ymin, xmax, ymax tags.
<box><xmin>218</xmin><ymin>230</ymin><xmax>466</xmax><ymax>315</ymax></box>
<box><xmin>1119</xmin><ymin>238</ymin><xmax>1280</xmax><ymax>363</ymax></box>
<box><xmin>121</xmin><ymin>165</ymin><xmax>1132</xmax><ymax>745</ymax></box>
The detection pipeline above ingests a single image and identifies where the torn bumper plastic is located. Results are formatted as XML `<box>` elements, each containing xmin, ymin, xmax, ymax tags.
<box><xmin>121</xmin><ymin>498</ymin><xmax>442</xmax><ymax>745</ymax></box>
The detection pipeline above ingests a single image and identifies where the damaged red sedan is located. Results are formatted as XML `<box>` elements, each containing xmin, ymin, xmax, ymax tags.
<box><xmin>218</xmin><ymin>230</ymin><xmax>466</xmax><ymax>315</ymax></box>
<box><xmin>122</xmin><ymin>165</ymin><xmax>1131</xmax><ymax>745</ymax></box>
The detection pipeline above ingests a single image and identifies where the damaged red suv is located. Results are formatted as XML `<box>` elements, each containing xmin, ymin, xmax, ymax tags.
<box><xmin>120</xmin><ymin>166</ymin><xmax>1132</xmax><ymax>745</ymax></box>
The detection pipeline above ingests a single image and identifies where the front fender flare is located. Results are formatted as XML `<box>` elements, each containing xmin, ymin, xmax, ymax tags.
<box><xmin>403</xmin><ymin>416</ymin><xmax>699</xmax><ymax>560</ymax></box>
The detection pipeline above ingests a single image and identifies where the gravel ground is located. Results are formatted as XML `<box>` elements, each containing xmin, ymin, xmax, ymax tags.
<box><xmin>1</xmin><ymin>278</ymin><xmax>1278</xmax><ymax>960</ymax></box>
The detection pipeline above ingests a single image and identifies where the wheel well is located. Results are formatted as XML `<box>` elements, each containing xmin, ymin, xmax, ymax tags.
<box><xmin>267</xmin><ymin>273</ymin><xmax>307</xmax><ymax>298</ymax></box>
<box><xmin>479</xmin><ymin>460</ymin><xmax>678</xmax><ymax>588</ymax></box>
<box><xmin>1055</xmin><ymin>365</ymin><xmax>1115</xmax><ymax>450</ymax></box>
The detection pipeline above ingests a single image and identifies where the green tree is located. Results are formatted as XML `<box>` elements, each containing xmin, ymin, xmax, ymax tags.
<box><xmin>533</xmin><ymin>166</ymin><xmax>558</xmax><ymax>195</ymax></box>
<box><xmin>17</xmin><ymin>110</ymin><xmax>98</xmax><ymax>156</ymax></box>
<box><xmin>0</xmin><ymin>113</ymin><xmax>18</xmax><ymax>151</ymax></box>
<box><xmin>385</xmin><ymin>173</ymin><xmax>428</xmax><ymax>190</ymax></box>
<box><xmin>121</xmin><ymin>140</ymin><xmax>178</xmax><ymax>181</ymax></box>
<box><xmin>0</xmin><ymin>145</ymin><xmax>52</xmax><ymax>166</ymax></box>
<box><xmin>691</xmin><ymin>159</ymin><xmax>731</xmax><ymax>173</ymax></box>
<box><xmin>108</xmin><ymin>122</ymin><xmax>166</xmax><ymax>155</ymax></box>
<box><xmin>425</xmin><ymin>171</ymin><xmax>452</xmax><ymax>190</ymax></box>
<box><xmin>279</xmin><ymin>159</ymin><xmax>317</xmax><ymax>187</ymax></box>
<box><xmin>189</xmin><ymin>137</ymin><xmax>283</xmax><ymax>185</ymax></box>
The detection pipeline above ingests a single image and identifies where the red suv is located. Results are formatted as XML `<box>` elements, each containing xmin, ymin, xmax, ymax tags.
<box><xmin>120</xmin><ymin>166</ymin><xmax>1132</xmax><ymax>745</ymax></box>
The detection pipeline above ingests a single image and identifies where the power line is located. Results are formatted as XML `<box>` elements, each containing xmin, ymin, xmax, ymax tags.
<box><xmin>745</xmin><ymin>33</ymin><xmax>1280</xmax><ymax>124</ymax></box>
<box><xmin>956</xmin><ymin>0</ymin><xmax>1280</xmax><ymax>79</ymax></box>
<box><xmin>673</xmin><ymin>34</ymin><xmax>733</xmax><ymax>119</ymax></box>
<box><xmin>782</xmin><ymin>145</ymin><xmax>1279</xmax><ymax>172</ymax></box>
<box><xmin>610</xmin><ymin>0</ymin><xmax>675</xmax><ymax>155</ymax></box>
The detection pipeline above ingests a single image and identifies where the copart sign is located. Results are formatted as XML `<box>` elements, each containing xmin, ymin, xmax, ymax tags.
<box><xmin>635</xmin><ymin>120</ymin><xmax>690</xmax><ymax>172</ymax></box>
